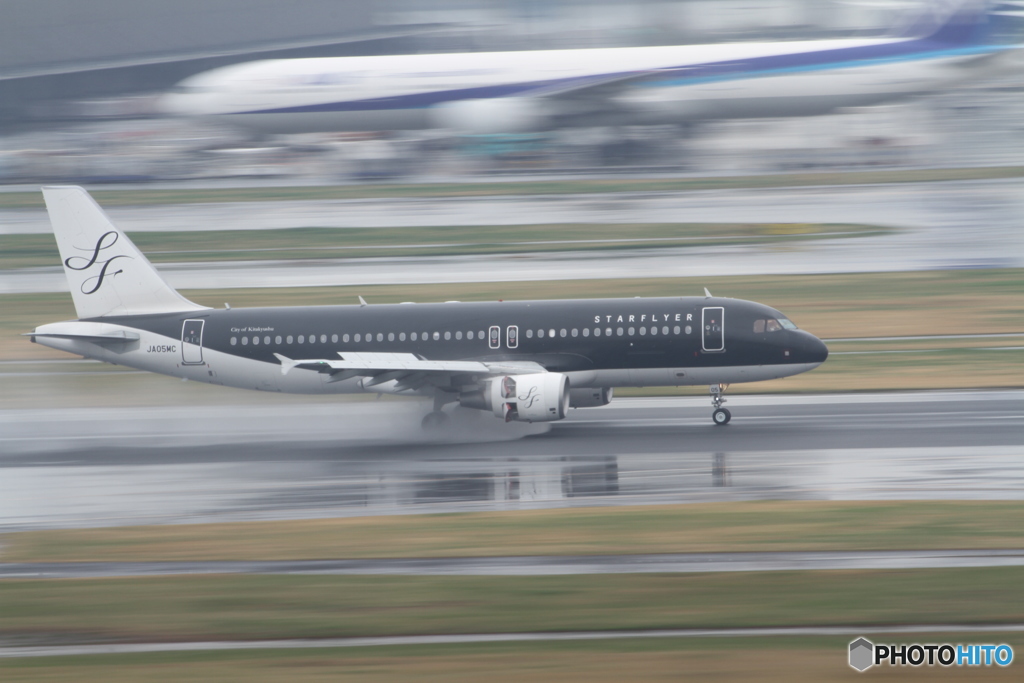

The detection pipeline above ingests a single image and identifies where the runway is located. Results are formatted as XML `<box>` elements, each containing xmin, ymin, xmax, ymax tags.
<box><xmin>5</xmin><ymin>623</ymin><xmax>1024</xmax><ymax>659</ymax></box>
<box><xmin>3</xmin><ymin>179</ymin><xmax>1022</xmax><ymax>293</ymax></box>
<box><xmin>1</xmin><ymin>391</ymin><xmax>1021</xmax><ymax>531</ymax></box>
<box><xmin>5</xmin><ymin>549</ymin><xmax>1024</xmax><ymax>579</ymax></box>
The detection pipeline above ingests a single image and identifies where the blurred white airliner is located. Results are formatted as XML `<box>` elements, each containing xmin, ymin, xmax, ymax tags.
<box><xmin>159</xmin><ymin>1</ymin><xmax>1020</xmax><ymax>134</ymax></box>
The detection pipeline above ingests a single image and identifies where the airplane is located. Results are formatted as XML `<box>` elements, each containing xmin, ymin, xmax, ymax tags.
<box><xmin>156</xmin><ymin>1</ymin><xmax>1020</xmax><ymax>135</ymax></box>
<box><xmin>27</xmin><ymin>187</ymin><xmax>827</xmax><ymax>429</ymax></box>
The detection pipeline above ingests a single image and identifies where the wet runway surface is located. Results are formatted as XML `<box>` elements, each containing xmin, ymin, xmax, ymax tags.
<box><xmin>1</xmin><ymin>391</ymin><xmax>1021</xmax><ymax>531</ymax></box>
<box><xmin>3</xmin><ymin>179</ymin><xmax>1022</xmax><ymax>293</ymax></box>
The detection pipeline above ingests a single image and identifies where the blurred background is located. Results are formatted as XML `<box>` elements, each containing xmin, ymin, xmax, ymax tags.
<box><xmin>1</xmin><ymin>0</ymin><xmax>1022</xmax><ymax>182</ymax></box>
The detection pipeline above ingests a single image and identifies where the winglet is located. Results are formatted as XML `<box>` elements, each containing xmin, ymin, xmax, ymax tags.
<box><xmin>273</xmin><ymin>352</ymin><xmax>299</xmax><ymax>376</ymax></box>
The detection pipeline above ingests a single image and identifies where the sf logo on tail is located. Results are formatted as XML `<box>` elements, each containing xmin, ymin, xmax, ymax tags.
<box><xmin>64</xmin><ymin>231</ymin><xmax>132</xmax><ymax>295</ymax></box>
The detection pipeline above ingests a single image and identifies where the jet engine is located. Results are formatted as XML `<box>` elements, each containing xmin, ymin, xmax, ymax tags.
<box><xmin>428</xmin><ymin>98</ymin><xmax>547</xmax><ymax>134</ymax></box>
<box><xmin>569</xmin><ymin>386</ymin><xmax>613</xmax><ymax>408</ymax></box>
<box><xmin>460</xmin><ymin>372</ymin><xmax>569</xmax><ymax>422</ymax></box>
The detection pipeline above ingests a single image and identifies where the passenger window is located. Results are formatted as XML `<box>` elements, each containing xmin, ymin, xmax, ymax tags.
<box><xmin>467</xmin><ymin>331</ymin><xmax>474</xmax><ymax>340</ymax></box>
<box><xmin>583</xmin><ymin>328</ymin><xmax>590</xmax><ymax>337</ymax></box>
<box><xmin>287</xmin><ymin>335</ymin><xmax>293</xmax><ymax>344</ymax></box>
<box><xmin>298</xmin><ymin>335</ymin><xmax>304</xmax><ymax>344</ymax></box>
<box><xmin>332</xmin><ymin>334</ymin><xmax>338</xmax><ymax>343</ymax></box>
<box><xmin>571</xmin><ymin>329</ymin><xmax>578</xmax><ymax>337</ymax></box>
<box><xmin>388</xmin><ymin>332</ymin><xmax>395</xmax><ymax>341</ymax></box>
<box><xmin>444</xmin><ymin>331</ymin><xmax>451</xmax><ymax>340</ymax></box>
<box><xmin>456</xmin><ymin>331</ymin><xmax>462</xmax><ymax>340</ymax></box>
<box><xmin>353</xmin><ymin>334</ymin><xmax>359</xmax><ymax>342</ymax></box>
<box><xmin>376</xmin><ymin>333</ymin><xmax>383</xmax><ymax>342</ymax></box>
<box><xmin>411</xmin><ymin>332</ymin><xmax>417</xmax><ymax>341</ymax></box>
<box><xmin>433</xmin><ymin>331</ymin><xmax>440</xmax><ymax>340</ymax></box>
<box><xmin>230</xmin><ymin>337</ymin><xmax>237</xmax><ymax>345</ymax></box>
<box><xmin>342</xmin><ymin>334</ymin><xmax>348</xmax><ymax>342</ymax></box>
<box><xmin>526</xmin><ymin>329</ymin><xmax>533</xmax><ymax>338</ymax></box>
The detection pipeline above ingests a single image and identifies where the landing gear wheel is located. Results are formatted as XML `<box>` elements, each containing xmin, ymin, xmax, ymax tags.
<box><xmin>421</xmin><ymin>411</ymin><xmax>450</xmax><ymax>431</ymax></box>
<box><xmin>712</xmin><ymin>408</ymin><xmax>731</xmax><ymax>425</ymax></box>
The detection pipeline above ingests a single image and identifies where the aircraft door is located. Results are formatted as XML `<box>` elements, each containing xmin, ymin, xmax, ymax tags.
<box><xmin>181</xmin><ymin>319</ymin><xmax>205</xmax><ymax>364</ymax></box>
<box><xmin>702</xmin><ymin>307</ymin><xmax>724</xmax><ymax>352</ymax></box>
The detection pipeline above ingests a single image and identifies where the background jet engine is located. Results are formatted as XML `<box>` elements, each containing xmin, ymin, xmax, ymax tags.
<box><xmin>429</xmin><ymin>97</ymin><xmax>548</xmax><ymax>134</ymax></box>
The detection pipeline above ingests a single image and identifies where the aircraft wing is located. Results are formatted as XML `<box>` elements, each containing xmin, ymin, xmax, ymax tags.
<box><xmin>273</xmin><ymin>352</ymin><xmax>545</xmax><ymax>390</ymax></box>
<box><xmin>525</xmin><ymin>67</ymin><xmax>680</xmax><ymax>100</ymax></box>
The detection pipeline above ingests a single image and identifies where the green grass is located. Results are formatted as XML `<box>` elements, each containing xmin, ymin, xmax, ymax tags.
<box><xmin>2</xmin><ymin>568</ymin><xmax>1024</xmax><ymax>644</ymax></box>
<box><xmin>0</xmin><ymin>222</ymin><xmax>884</xmax><ymax>269</ymax></box>
<box><xmin>3</xmin><ymin>165</ymin><xmax>1023</xmax><ymax>208</ymax></box>
<box><xmin>5</xmin><ymin>502</ymin><xmax>1023</xmax><ymax>563</ymax></box>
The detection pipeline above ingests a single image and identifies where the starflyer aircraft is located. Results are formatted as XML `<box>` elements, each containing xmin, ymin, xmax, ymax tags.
<box><xmin>28</xmin><ymin>187</ymin><xmax>827</xmax><ymax>429</ymax></box>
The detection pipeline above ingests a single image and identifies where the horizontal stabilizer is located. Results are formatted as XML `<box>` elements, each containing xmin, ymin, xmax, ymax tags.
<box><xmin>27</xmin><ymin>321</ymin><xmax>140</xmax><ymax>344</ymax></box>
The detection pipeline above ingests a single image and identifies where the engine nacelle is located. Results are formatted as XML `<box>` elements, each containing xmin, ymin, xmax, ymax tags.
<box><xmin>460</xmin><ymin>373</ymin><xmax>569</xmax><ymax>422</ymax></box>
<box><xmin>428</xmin><ymin>98</ymin><xmax>547</xmax><ymax>134</ymax></box>
<box><xmin>569</xmin><ymin>387</ymin><xmax>613</xmax><ymax>408</ymax></box>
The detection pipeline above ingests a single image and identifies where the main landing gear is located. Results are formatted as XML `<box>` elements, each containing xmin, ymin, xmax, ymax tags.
<box><xmin>710</xmin><ymin>383</ymin><xmax>731</xmax><ymax>425</ymax></box>
<box><xmin>422</xmin><ymin>391</ymin><xmax>454</xmax><ymax>431</ymax></box>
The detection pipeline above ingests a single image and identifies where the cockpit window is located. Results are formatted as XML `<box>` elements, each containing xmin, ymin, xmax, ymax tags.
<box><xmin>755</xmin><ymin>318</ymin><xmax>796</xmax><ymax>333</ymax></box>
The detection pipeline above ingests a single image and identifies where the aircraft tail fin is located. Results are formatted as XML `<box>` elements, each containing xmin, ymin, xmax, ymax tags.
<box><xmin>896</xmin><ymin>0</ymin><xmax>993</xmax><ymax>45</ymax></box>
<box><xmin>43</xmin><ymin>186</ymin><xmax>209</xmax><ymax>319</ymax></box>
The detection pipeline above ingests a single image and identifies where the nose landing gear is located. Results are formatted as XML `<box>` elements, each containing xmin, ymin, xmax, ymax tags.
<box><xmin>710</xmin><ymin>383</ymin><xmax>731</xmax><ymax>425</ymax></box>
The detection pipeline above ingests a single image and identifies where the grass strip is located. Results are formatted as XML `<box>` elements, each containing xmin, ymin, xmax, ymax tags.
<box><xmin>3</xmin><ymin>635</ymin><xmax>1024</xmax><ymax>682</ymax></box>
<box><xmin>2</xmin><ymin>166</ymin><xmax>1023</xmax><ymax>208</ymax></box>
<box><xmin>0</xmin><ymin>222</ymin><xmax>881</xmax><ymax>269</ymax></box>
<box><xmin>1</xmin><ymin>568</ymin><xmax>1023</xmax><ymax>644</ymax></box>
<box><xmin>5</xmin><ymin>501</ymin><xmax>1024</xmax><ymax>563</ymax></box>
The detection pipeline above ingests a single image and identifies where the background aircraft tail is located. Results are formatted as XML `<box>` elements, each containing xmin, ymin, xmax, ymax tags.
<box><xmin>43</xmin><ymin>186</ymin><xmax>208</xmax><ymax>319</ymax></box>
<box><xmin>896</xmin><ymin>0</ymin><xmax>993</xmax><ymax>45</ymax></box>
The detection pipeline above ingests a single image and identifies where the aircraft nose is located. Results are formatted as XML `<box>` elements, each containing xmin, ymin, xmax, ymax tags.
<box><xmin>804</xmin><ymin>333</ymin><xmax>829</xmax><ymax>364</ymax></box>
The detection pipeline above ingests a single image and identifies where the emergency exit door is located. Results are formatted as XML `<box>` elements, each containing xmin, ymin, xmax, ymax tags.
<box><xmin>181</xmin><ymin>319</ymin><xmax>205</xmax><ymax>364</ymax></box>
<box><xmin>702</xmin><ymin>307</ymin><xmax>724</xmax><ymax>352</ymax></box>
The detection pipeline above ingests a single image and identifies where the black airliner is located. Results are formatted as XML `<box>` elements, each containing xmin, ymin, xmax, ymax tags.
<box><xmin>29</xmin><ymin>186</ymin><xmax>827</xmax><ymax>428</ymax></box>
